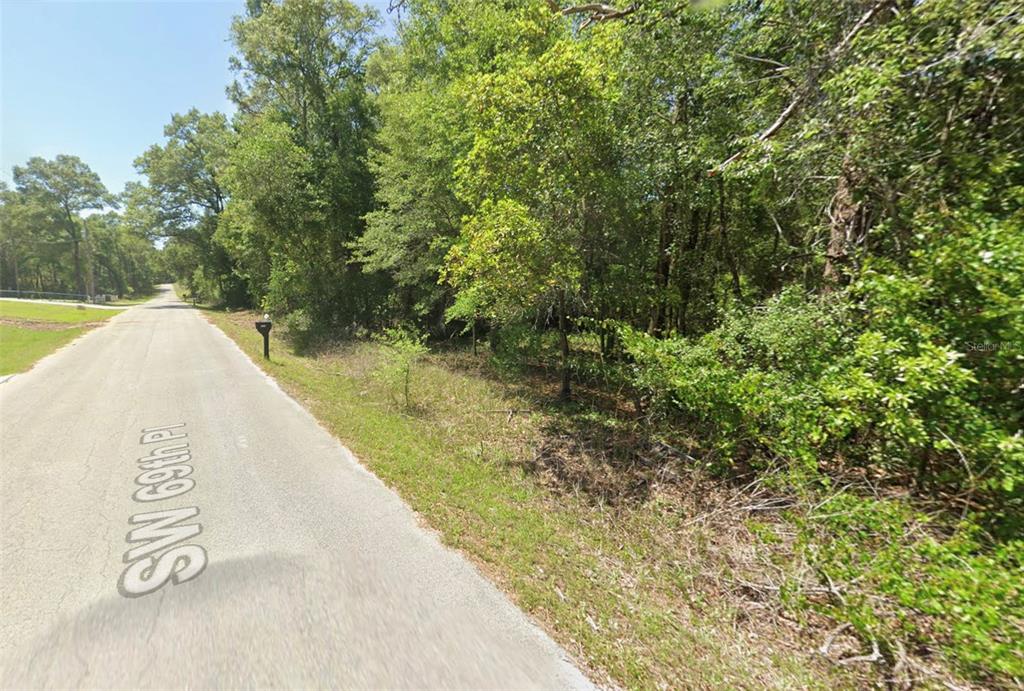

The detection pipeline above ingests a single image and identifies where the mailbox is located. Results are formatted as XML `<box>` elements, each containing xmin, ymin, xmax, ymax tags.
<box><xmin>255</xmin><ymin>314</ymin><xmax>272</xmax><ymax>359</ymax></box>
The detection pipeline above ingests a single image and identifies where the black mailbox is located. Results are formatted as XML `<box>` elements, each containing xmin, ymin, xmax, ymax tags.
<box><xmin>255</xmin><ymin>314</ymin><xmax>272</xmax><ymax>359</ymax></box>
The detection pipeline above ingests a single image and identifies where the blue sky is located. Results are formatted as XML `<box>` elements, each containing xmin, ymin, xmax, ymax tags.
<box><xmin>1</xmin><ymin>0</ymin><xmax>395</xmax><ymax>195</ymax></box>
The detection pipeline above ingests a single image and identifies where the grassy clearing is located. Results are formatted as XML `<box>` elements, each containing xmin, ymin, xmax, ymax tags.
<box><xmin>0</xmin><ymin>300</ymin><xmax>121</xmax><ymax>375</ymax></box>
<box><xmin>206</xmin><ymin>309</ymin><xmax>855</xmax><ymax>690</ymax></box>
<box><xmin>0</xmin><ymin>300</ymin><xmax>123</xmax><ymax>324</ymax></box>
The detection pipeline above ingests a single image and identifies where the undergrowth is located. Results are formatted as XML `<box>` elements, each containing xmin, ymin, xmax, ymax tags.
<box><xmin>209</xmin><ymin>302</ymin><xmax>1022</xmax><ymax>688</ymax></box>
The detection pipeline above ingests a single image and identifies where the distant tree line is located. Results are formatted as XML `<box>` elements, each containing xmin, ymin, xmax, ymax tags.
<box><xmin>0</xmin><ymin>156</ymin><xmax>160</xmax><ymax>298</ymax></box>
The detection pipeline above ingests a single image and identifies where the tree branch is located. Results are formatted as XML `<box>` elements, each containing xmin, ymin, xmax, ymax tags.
<box><xmin>547</xmin><ymin>1</ymin><xmax>638</xmax><ymax>25</ymax></box>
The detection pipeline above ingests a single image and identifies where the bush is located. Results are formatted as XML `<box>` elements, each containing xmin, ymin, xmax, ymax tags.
<box><xmin>617</xmin><ymin>201</ymin><xmax>1024</xmax><ymax>682</ymax></box>
<box><xmin>850</xmin><ymin>199</ymin><xmax>1024</xmax><ymax>522</ymax></box>
<box><xmin>278</xmin><ymin>307</ymin><xmax>319</xmax><ymax>352</ymax></box>
<box><xmin>619</xmin><ymin>288</ymin><xmax>846</xmax><ymax>470</ymax></box>
<box><xmin>817</xmin><ymin>329</ymin><xmax>1019</xmax><ymax>500</ymax></box>
<box><xmin>373</xmin><ymin>326</ymin><xmax>429</xmax><ymax>409</ymax></box>
<box><xmin>620</xmin><ymin>276</ymin><xmax>1023</xmax><ymax>523</ymax></box>
<box><xmin>798</xmin><ymin>495</ymin><xmax>1023</xmax><ymax>684</ymax></box>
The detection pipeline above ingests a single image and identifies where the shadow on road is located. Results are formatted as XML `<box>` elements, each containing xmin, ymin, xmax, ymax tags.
<box><xmin>1</xmin><ymin>553</ymin><xmax>310</xmax><ymax>688</ymax></box>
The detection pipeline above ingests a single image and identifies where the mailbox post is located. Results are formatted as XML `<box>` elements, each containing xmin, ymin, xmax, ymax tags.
<box><xmin>255</xmin><ymin>314</ymin><xmax>272</xmax><ymax>359</ymax></box>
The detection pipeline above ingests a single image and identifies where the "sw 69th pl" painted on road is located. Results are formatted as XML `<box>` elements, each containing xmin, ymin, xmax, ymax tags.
<box><xmin>118</xmin><ymin>423</ymin><xmax>207</xmax><ymax>598</ymax></box>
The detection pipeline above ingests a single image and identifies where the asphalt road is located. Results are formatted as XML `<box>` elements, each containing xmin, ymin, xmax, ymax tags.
<box><xmin>0</xmin><ymin>285</ymin><xmax>593</xmax><ymax>690</ymax></box>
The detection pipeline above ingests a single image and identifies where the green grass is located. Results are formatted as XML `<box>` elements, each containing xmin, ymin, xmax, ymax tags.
<box><xmin>0</xmin><ymin>325</ymin><xmax>90</xmax><ymax>375</ymax></box>
<box><xmin>105</xmin><ymin>295</ymin><xmax>154</xmax><ymax>307</ymax></box>
<box><xmin>103</xmin><ymin>285</ymin><xmax>160</xmax><ymax>306</ymax></box>
<box><xmin>0</xmin><ymin>299</ymin><xmax>121</xmax><ymax>374</ymax></box>
<box><xmin>0</xmin><ymin>299</ymin><xmax>123</xmax><ymax>323</ymax></box>
<box><xmin>207</xmin><ymin>309</ymin><xmax>845</xmax><ymax>690</ymax></box>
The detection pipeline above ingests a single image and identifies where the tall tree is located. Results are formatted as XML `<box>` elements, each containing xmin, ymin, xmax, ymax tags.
<box><xmin>448</xmin><ymin>26</ymin><xmax>623</xmax><ymax>399</ymax></box>
<box><xmin>224</xmin><ymin>0</ymin><xmax>382</xmax><ymax>323</ymax></box>
<box><xmin>352</xmin><ymin>0</ymin><xmax>547</xmax><ymax>327</ymax></box>
<box><xmin>12</xmin><ymin>155</ymin><xmax>109</xmax><ymax>296</ymax></box>
<box><xmin>131</xmin><ymin>110</ymin><xmax>241</xmax><ymax>303</ymax></box>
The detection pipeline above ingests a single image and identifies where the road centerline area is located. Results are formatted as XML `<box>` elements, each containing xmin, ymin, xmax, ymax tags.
<box><xmin>0</xmin><ymin>286</ymin><xmax>592</xmax><ymax>689</ymax></box>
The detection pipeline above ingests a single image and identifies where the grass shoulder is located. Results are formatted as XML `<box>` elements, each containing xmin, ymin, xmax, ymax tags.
<box><xmin>0</xmin><ymin>299</ymin><xmax>122</xmax><ymax>375</ymax></box>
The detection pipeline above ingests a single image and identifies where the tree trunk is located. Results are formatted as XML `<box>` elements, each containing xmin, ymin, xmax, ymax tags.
<box><xmin>823</xmin><ymin>154</ymin><xmax>864</xmax><ymax>289</ymax></box>
<box><xmin>717</xmin><ymin>177</ymin><xmax>742</xmax><ymax>300</ymax></box>
<box><xmin>71</xmin><ymin>239</ymin><xmax>85</xmax><ymax>296</ymax></box>
<box><xmin>558</xmin><ymin>289</ymin><xmax>571</xmax><ymax>401</ymax></box>
<box><xmin>648</xmin><ymin>185</ymin><xmax>676</xmax><ymax>336</ymax></box>
<box><xmin>62</xmin><ymin>207</ymin><xmax>87</xmax><ymax>297</ymax></box>
<box><xmin>82</xmin><ymin>220</ymin><xmax>95</xmax><ymax>298</ymax></box>
<box><xmin>676</xmin><ymin>207</ymin><xmax>703</xmax><ymax>335</ymax></box>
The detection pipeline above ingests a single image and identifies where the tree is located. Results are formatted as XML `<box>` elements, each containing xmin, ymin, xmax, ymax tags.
<box><xmin>224</xmin><ymin>0</ymin><xmax>382</xmax><ymax>324</ymax></box>
<box><xmin>133</xmin><ymin>110</ymin><xmax>232</xmax><ymax>238</ymax></box>
<box><xmin>131</xmin><ymin>110</ymin><xmax>242</xmax><ymax>304</ymax></box>
<box><xmin>350</xmin><ymin>0</ymin><xmax>477</xmax><ymax>335</ymax></box>
<box><xmin>85</xmin><ymin>212</ymin><xmax>160</xmax><ymax>297</ymax></box>
<box><xmin>0</xmin><ymin>183</ymin><xmax>54</xmax><ymax>292</ymax></box>
<box><xmin>220</xmin><ymin>115</ymin><xmax>316</xmax><ymax>312</ymax></box>
<box><xmin>12</xmin><ymin>155</ymin><xmax>110</xmax><ymax>296</ymax></box>
<box><xmin>448</xmin><ymin>29</ymin><xmax>623</xmax><ymax>399</ymax></box>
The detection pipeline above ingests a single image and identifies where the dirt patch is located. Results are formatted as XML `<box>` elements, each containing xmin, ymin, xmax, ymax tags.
<box><xmin>0</xmin><ymin>318</ymin><xmax>102</xmax><ymax>331</ymax></box>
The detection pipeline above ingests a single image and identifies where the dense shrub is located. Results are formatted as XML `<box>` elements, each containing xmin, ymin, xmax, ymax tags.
<box><xmin>621</xmin><ymin>240</ymin><xmax>1023</xmax><ymax>523</ymax></box>
<box><xmin>797</xmin><ymin>494</ymin><xmax>1023</xmax><ymax>683</ymax></box>
<box><xmin>849</xmin><ymin>198</ymin><xmax>1024</xmax><ymax>525</ymax></box>
<box><xmin>620</xmin><ymin>288</ymin><xmax>844</xmax><ymax>469</ymax></box>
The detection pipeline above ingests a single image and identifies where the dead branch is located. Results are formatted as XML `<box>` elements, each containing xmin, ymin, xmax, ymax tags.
<box><xmin>731</xmin><ymin>578</ymin><xmax>838</xmax><ymax>598</ymax></box>
<box><xmin>731</xmin><ymin>52</ymin><xmax>791</xmax><ymax>71</ymax></box>
<box><xmin>650</xmin><ymin>439</ymin><xmax>700</xmax><ymax>463</ymax></box>
<box><xmin>547</xmin><ymin>1</ymin><xmax>638</xmax><ymax>26</ymax></box>
<box><xmin>937</xmin><ymin>427</ymin><xmax>977</xmax><ymax>521</ymax></box>
<box><xmin>836</xmin><ymin>638</ymin><xmax>883</xmax><ymax>666</ymax></box>
<box><xmin>819</xmin><ymin>622</ymin><xmax>853</xmax><ymax>656</ymax></box>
